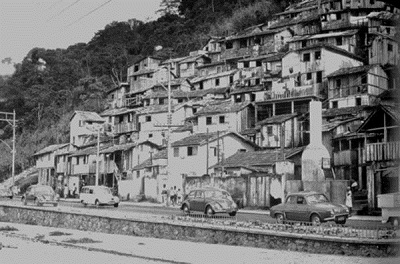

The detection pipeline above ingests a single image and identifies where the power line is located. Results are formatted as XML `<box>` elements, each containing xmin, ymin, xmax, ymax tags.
<box><xmin>47</xmin><ymin>0</ymin><xmax>64</xmax><ymax>10</ymax></box>
<box><xmin>47</xmin><ymin>0</ymin><xmax>83</xmax><ymax>22</ymax></box>
<box><xmin>66</xmin><ymin>0</ymin><xmax>112</xmax><ymax>27</ymax></box>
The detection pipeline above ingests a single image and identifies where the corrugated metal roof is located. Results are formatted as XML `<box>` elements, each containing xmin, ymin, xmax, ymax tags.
<box><xmin>171</xmin><ymin>131</ymin><xmax>256</xmax><ymax>148</ymax></box>
<box><xmin>132</xmin><ymin>149</ymin><xmax>167</xmax><ymax>170</ymax></box>
<box><xmin>190</xmin><ymin>69</ymin><xmax>237</xmax><ymax>84</ymax></box>
<box><xmin>327</xmin><ymin>65</ymin><xmax>375</xmax><ymax>78</ymax></box>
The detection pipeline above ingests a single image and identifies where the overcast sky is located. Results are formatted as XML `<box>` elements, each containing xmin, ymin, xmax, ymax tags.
<box><xmin>0</xmin><ymin>0</ymin><xmax>162</xmax><ymax>75</ymax></box>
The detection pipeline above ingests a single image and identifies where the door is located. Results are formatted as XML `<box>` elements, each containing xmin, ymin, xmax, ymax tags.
<box><xmin>191</xmin><ymin>191</ymin><xmax>205</xmax><ymax>212</ymax></box>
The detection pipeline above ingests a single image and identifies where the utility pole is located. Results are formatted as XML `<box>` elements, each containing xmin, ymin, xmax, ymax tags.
<box><xmin>96</xmin><ymin>127</ymin><xmax>100</xmax><ymax>186</ymax></box>
<box><xmin>0</xmin><ymin>110</ymin><xmax>17</xmax><ymax>186</ymax></box>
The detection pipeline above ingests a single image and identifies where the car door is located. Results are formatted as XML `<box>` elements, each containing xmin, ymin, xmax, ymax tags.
<box><xmin>192</xmin><ymin>191</ymin><xmax>205</xmax><ymax>212</ymax></box>
<box><xmin>283</xmin><ymin>195</ymin><xmax>297</xmax><ymax>220</ymax></box>
<box><xmin>293</xmin><ymin>195</ymin><xmax>309</xmax><ymax>222</ymax></box>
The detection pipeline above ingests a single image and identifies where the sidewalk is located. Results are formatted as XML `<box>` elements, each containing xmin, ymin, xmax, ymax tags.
<box><xmin>60</xmin><ymin>198</ymin><xmax>382</xmax><ymax>222</ymax></box>
<box><xmin>0</xmin><ymin>222</ymin><xmax>397</xmax><ymax>264</ymax></box>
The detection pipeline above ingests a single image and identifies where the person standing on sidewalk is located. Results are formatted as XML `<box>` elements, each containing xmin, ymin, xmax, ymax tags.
<box><xmin>346</xmin><ymin>186</ymin><xmax>353</xmax><ymax>216</ymax></box>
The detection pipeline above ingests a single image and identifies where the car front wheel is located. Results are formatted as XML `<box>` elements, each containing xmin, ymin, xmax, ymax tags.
<box><xmin>276</xmin><ymin>213</ymin><xmax>284</xmax><ymax>224</ymax></box>
<box><xmin>311</xmin><ymin>214</ymin><xmax>321</xmax><ymax>226</ymax></box>
<box><xmin>113</xmin><ymin>203</ymin><xmax>119</xmax><ymax>208</ymax></box>
<box><xmin>229</xmin><ymin>211</ymin><xmax>237</xmax><ymax>217</ymax></box>
<box><xmin>182</xmin><ymin>204</ymin><xmax>190</xmax><ymax>215</ymax></box>
<box><xmin>205</xmin><ymin>206</ymin><xmax>214</xmax><ymax>217</ymax></box>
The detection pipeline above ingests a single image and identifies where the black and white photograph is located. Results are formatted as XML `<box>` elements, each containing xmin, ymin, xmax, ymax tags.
<box><xmin>0</xmin><ymin>0</ymin><xmax>400</xmax><ymax>263</ymax></box>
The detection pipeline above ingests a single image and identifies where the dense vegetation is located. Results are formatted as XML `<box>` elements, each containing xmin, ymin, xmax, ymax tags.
<box><xmin>0</xmin><ymin>0</ymin><xmax>295</xmax><ymax>181</ymax></box>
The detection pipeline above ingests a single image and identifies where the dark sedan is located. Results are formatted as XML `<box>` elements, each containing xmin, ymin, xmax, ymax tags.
<box><xmin>180</xmin><ymin>187</ymin><xmax>238</xmax><ymax>217</ymax></box>
<box><xmin>270</xmin><ymin>191</ymin><xmax>349</xmax><ymax>225</ymax></box>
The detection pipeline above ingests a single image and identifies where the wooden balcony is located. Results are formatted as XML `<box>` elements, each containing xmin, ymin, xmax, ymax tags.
<box><xmin>362</xmin><ymin>141</ymin><xmax>400</xmax><ymax>163</ymax></box>
<box><xmin>263</xmin><ymin>85</ymin><xmax>323</xmax><ymax>101</ymax></box>
<box><xmin>333</xmin><ymin>149</ymin><xmax>358</xmax><ymax>166</ymax></box>
<box><xmin>115</xmin><ymin>122</ymin><xmax>138</xmax><ymax>134</ymax></box>
<box><xmin>328</xmin><ymin>84</ymin><xmax>368</xmax><ymax>98</ymax></box>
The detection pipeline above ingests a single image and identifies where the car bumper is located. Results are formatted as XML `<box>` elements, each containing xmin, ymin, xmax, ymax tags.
<box><xmin>324</xmin><ymin>214</ymin><xmax>348</xmax><ymax>222</ymax></box>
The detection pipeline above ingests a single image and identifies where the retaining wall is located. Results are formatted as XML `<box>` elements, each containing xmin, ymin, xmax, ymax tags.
<box><xmin>0</xmin><ymin>204</ymin><xmax>399</xmax><ymax>257</ymax></box>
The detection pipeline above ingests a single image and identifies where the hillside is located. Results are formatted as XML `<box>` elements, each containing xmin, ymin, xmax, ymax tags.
<box><xmin>0</xmin><ymin>0</ymin><xmax>292</xmax><ymax>182</ymax></box>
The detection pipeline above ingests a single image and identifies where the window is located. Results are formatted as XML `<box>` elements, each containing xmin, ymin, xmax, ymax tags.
<box><xmin>79</xmin><ymin>120</ymin><xmax>82</xmax><ymax>127</ymax></box>
<box><xmin>148</xmin><ymin>133</ymin><xmax>153</xmax><ymax>138</ymax></box>
<box><xmin>173</xmin><ymin>147</ymin><xmax>179</xmax><ymax>157</ymax></box>
<box><xmin>267</xmin><ymin>126</ymin><xmax>273</xmax><ymax>136</ymax></box>
<box><xmin>206</xmin><ymin>116</ymin><xmax>212</xmax><ymax>125</ymax></box>
<box><xmin>159</xmin><ymin>98</ymin><xmax>165</xmax><ymax>105</ymax></box>
<box><xmin>255</xmin><ymin>79</ymin><xmax>260</xmax><ymax>85</ymax></box>
<box><xmin>215</xmin><ymin>78</ymin><xmax>220</xmax><ymax>86</ymax></box>
<box><xmin>336</xmin><ymin>79</ymin><xmax>341</xmax><ymax>88</ymax></box>
<box><xmin>187</xmin><ymin>146</ymin><xmax>198</xmax><ymax>156</ymax></box>
<box><xmin>219</xmin><ymin>116</ymin><xmax>225</xmax><ymax>124</ymax></box>
<box><xmin>229</xmin><ymin>75</ymin><xmax>234</xmax><ymax>84</ymax></box>
<box><xmin>256</xmin><ymin>61</ymin><xmax>262</xmax><ymax>67</ymax></box>
<box><xmin>315</xmin><ymin>51</ymin><xmax>321</xmax><ymax>60</ymax></box>
<box><xmin>301</xmin><ymin>40</ymin><xmax>307</xmax><ymax>48</ymax></box>
<box><xmin>178</xmin><ymin>98</ymin><xmax>184</xmax><ymax>103</ymax></box>
<box><xmin>332</xmin><ymin>101</ymin><xmax>338</xmax><ymax>108</ymax></box>
<box><xmin>303</xmin><ymin>53</ymin><xmax>310</xmax><ymax>62</ymax></box>
<box><xmin>145</xmin><ymin>116</ymin><xmax>151</xmax><ymax>122</ymax></box>
<box><xmin>217</xmin><ymin>66</ymin><xmax>222</xmax><ymax>73</ymax></box>
<box><xmin>361</xmin><ymin>75</ymin><xmax>367</xmax><ymax>84</ymax></box>
<box><xmin>306</xmin><ymin>72</ymin><xmax>312</xmax><ymax>80</ymax></box>
<box><xmin>243</xmin><ymin>61</ymin><xmax>249</xmax><ymax>68</ymax></box>
<box><xmin>199</xmin><ymin>81</ymin><xmax>203</xmax><ymax>90</ymax></box>
<box><xmin>226</xmin><ymin>41</ymin><xmax>233</xmax><ymax>49</ymax></box>
<box><xmin>76</xmin><ymin>157</ymin><xmax>80</xmax><ymax>165</ymax></box>
<box><xmin>388</xmin><ymin>44</ymin><xmax>393</xmax><ymax>52</ymax></box>
<box><xmin>336</xmin><ymin>37</ymin><xmax>342</xmax><ymax>46</ymax></box>
<box><xmin>240</xmin><ymin>39</ymin><xmax>247</xmax><ymax>48</ymax></box>
<box><xmin>356</xmin><ymin>97</ymin><xmax>362</xmax><ymax>106</ymax></box>
<box><xmin>316</xmin><ymin>71</ymin><xmax>323</xmax><ymax>83</ymax></box>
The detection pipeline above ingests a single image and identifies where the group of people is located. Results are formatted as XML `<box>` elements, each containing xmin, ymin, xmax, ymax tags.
<box><xmin>166</xmin><ymin>187</ymin><xmax>182</xmax><ymax>206</ymax></box>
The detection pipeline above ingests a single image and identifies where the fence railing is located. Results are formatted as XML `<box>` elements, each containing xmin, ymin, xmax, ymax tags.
<box><xmin>173</xmin><ymin>213</ymin><xmax>398</xmax><ymax>240</ymax></box>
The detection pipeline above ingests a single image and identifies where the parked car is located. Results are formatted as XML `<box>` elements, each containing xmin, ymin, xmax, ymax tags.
<box><xmin>270</xmin><ymin>191</ymin><xmax>349</xmax><ymax>225</ymax></box>
<box><xmin>0</xmin><ymin>186</ymin><xmax>13</xmax><ymax>199</ymax></box>
<box><xmin>180</xmin><ymin>187</ymin><xmax>238</xmax><ymax>217</ymax></box>
<box><xmin>21</xmin><ymin>185</ymin><xmax>59</xmax><ymax>207</ymax></box>
<box><xmin>80</xmin><ymin>185</ymin><xmax>120</xmax><ymax>207</ymax></box>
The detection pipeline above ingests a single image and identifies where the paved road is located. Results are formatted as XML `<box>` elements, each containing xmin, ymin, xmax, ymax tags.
<box><xmin>57</xmin><ymin>199</ymin><xmax>391</xmax><ymax>228</ymax></box>
<box><xmin>1</xmin><ymin>222</ymin><xmax>399</xmax><ymax>264</ymax></box>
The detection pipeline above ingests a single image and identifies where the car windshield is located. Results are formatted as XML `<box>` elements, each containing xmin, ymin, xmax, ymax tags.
<box><xmin>306</xmin><ymin>194</ymin><xmax>329</xmax><ymax>204</ymax></box>
<box><xmin>35</xmin><ymin>186</ymin><xmax>54</xmax><ymax>195</ymax></box>
<box><xmin>205</xmin><ymin>190</ymin><xmax>232</xmax><ymax>200</ymax></box>
<box><xmin>98</xmin><ymin>187</ymin><xmax>112</xmax><ymax>194</ymax></box>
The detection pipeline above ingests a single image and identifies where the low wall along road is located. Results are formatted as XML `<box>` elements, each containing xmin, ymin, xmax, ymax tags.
<box><xmin>0</xmin><ymin>204</ymin><xmax>399</xmax><ymax>257</ymax></box>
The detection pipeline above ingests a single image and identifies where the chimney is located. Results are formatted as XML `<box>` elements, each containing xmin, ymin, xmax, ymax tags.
<box><xmin>301</xmin><ymin>101</ymin><xmax>330</xmax><ymax>181</ymax></box>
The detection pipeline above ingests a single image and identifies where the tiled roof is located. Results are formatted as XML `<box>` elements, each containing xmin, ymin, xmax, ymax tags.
<box><xmin>171</xmin><ymin>131</ymin><xmax>256</xmax><ymax>148</ymax></box>
<box><xmin>129</xmin><ymin>68</ymin><xmax>156</xmax><ymax>77</ymax></box>
<box><xmin>288</xmin><ymin>29</ymin><xmax>359</xmax><ymax>43</ymax></box>
<box><xmin>69</xmin><ymin>144</ymin><xmax>112</xmax><ymax>157</ymax></box>
<box><xmin>71</xmin><ymin>111</ymin><xmax>105</xmax><ymax>122</ymax></box>
<box><xmin>322</xmin><ymin>117</ymin><xmax>361</xmax><ymax>132</ymax></box>
<box><xmin>179</xmin><ymin>54</ymin><xmax>209</xmax><ymax>64</ymax></box>
<box><xmin>190</xmin><ymin>69</ymin><xmax>237</xmax><ymax>83</ymax></box>
<box><xmin>100</xmin><ymin>108</ymin><xmax>137</xmax><ymax>117</ymax></box>
<box><xmin>257</xmin><ymin>113</ymin><xmax>299</xmax><ymax>126</ymax></box>
<box><xmin>287</xmin><ymin>43</ymin><xmax>364</xmax><ymax>62</ymax></box>
<box><xmin>230</xmin><ymin>85</ymin><xmax>265</xmax><ymax>95</ymax></box>
<box><xmin>212</xmin><ymin>147</ymin><xmax>305</xmax><ymax>169</ymax></box>
<box><xmin>33</xmin><ymin>143</ymin><xmax>69</xmax><ymax>156</ymax></box>
<box><xmin>322</xmin><ymin>105</ymin><xmax>373</xmax><ymax>118</ymax></box>
<box><xmin>100</xmin><ymin>143</ymin><xmax>137</xmax><ymax>154</ymax></box>
<box><xmin>132</xmin><ymin>149</ymin><xmax>167</xmax><ymax>170</ymax></box>
<box><xmin>195</xmin><ymin>99</ymin><xmax>251</xmax><ymax>116</ymax></box>
<box><xmin>327</xmin><ymin>65</ymin><xmax>374</xmax><ymax>78</ymax></box>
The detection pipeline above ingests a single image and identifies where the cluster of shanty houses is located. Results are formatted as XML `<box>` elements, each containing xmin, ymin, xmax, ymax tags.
<box><xmin>34</xmin><ymin>0</ymin><xmax>399</xmax><ymax>211</ymax></box>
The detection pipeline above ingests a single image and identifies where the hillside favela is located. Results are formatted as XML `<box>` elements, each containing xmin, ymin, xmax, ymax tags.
<box><xmin>0</xmin><ymin>0</ymin><xmax>400</xmax><ymax>262</ymax></box>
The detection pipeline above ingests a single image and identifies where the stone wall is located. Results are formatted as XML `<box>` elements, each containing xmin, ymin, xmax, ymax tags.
<box><xmin>0</xmin><ymin>205</ymin><xmax>398</xmax><ymax>257</ymax></box>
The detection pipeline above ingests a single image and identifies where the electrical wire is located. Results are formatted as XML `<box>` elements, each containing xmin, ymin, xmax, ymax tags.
<box><xmin>46</xmin><ymin>0</ymin><xmax>83</xmax><ymax>22</ymax></box>
<box><xmin>66</xmin><ymin>0</ymin><xmax>112</xmax><ymax>27</ymax></box>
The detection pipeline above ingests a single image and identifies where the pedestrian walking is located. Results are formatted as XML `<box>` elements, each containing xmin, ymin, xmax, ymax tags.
<box><xmin>170</xmin><ymin>187</ymin><xmax>177</xmax><ymax>206</ymax></box>
<box><xmin>346</xmin><ymin>186</ymin><xmax>353</xmax><ymax>216</ymax></box>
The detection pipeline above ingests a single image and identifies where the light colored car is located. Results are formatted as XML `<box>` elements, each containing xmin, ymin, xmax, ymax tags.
<box><xmin>270</xmin><ymin>191</ymin><xmax>349</xmax><ymax>225</ymax></box>
<box><xmin>180</xmin><ymin>187</ymin><xmax>238</xmax><ymax>217</ymax></box>
<box><xmin>0</xmin><ymin>186</ymin><xmax>13</xmax><ymax>199</ymax></box>
<box><xmin>80</xmin><ymin>185</ymin><xmax>119</xmax><ymax>207</ymax></box>
<box><xmin>22</xmin><ymin>185</ymin><xmax>59</xmax><ymax>206</ymax></box>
